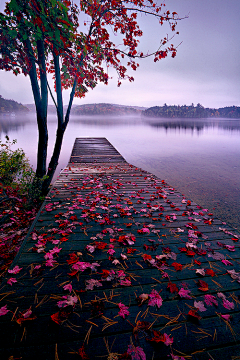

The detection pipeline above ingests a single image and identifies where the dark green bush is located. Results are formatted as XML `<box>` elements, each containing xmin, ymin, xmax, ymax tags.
<box><xmin>0</xmin><ymin>136</ymin><xmax>35</xmax><ymax>194</ymax></box>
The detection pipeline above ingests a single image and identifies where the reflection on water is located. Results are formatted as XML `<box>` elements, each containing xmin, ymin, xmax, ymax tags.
<box><xmin>0</xmin><ymin>113</ymin><xmax>239</xmax><ymax>231</ymax></box>
<box><xmin>1</xmin><ymin>114</ymin><xmax>240</xmax><ymax>135</ymax></box>
<box><xmin>0</xmin><ymin>116</ymin><xmax>30</xmax><ymax>134</ymax></box>
<box><xmin>144</xmin><ymin>117</ymin><xmax>240</xmax><ymax>134</ymax></box>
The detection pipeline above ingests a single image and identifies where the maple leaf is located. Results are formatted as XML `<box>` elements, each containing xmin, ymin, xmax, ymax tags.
<box><xmin>7</xmin><ymin>277</ymin><xmax>17</xmax><ymax>286</ymax></box>
<box><xmin>178</xmin><ymin>288</ymin><xmax>192</xmax><ymax>299</ymax></box>
<box><xmin>8</xmin><ymin>265</ymin><xmax>22</xmax><ymax>274</ymax></box>
<box><xmin>172</xmin><ymin>262</ymin><xmax>182</xmax><ymax>271</ymax></box>
<box><xmin>205</xmin><ymin>269</ymin><xmax>215</xmax><ymax>277</ymax></box>
<box><xmin>63</xmin><ymin>283</ymin><xmax>73</xmax><ymax>292</ymax></box>
<box><xmin>127</xmin><ymin>248</ymin><xmax>137</xmax><ymax>254</ymax></box>
<box><xmin>51</xmin><ymin>306</ymin><xmax>73</xmax><ymax>325</ymax></box>
<box><xmin>225</xmin><ymin>245</ymin><xmax>235</xmax><ymax>252</ymax></box>
<box><xmin>67</xmin><ymin>253</ymin><xmax>79</xmax><ymax>264</ymax></box>
<box><xmin>107</xmin><ymin>248</ymin><xmax>116</xmax><ymax>255</ymax></box>
<box><xmin>142</xmin><ymin>254</ymin><xmax>152</xmax><ymax>261</ymax></box>
<box><xmin>148</xmin><ymin>289</ymin><xmax>163</xmax><ymax>308</ymax></box>
<box><xmin>221</xmin><ymin>314</ymin><xmax>231</xmax><ymax>322</ymax></box>
<box><xmin>57</xmin><ymin>295</ymin><xmax>78</xmax><ymax>308</ymax></box>
<box><xmin>197</xmin><ymin>280</ymin><xmax>209</xmax><ymax>292</ymax></box>
<box><xmin>222</xmin><ymin>259</ymin><xmax>233</xmax><ymax>266</ymax></box>
<box><xmin>188</xmin><ymin>309</ymin><xmax>201</xmax><ymax>322</ymax></box>
<box><xmin>0</xmin><ymin>305</ymin><xmax>9</xmax><ymax>316</ymax></box>
<box><xmin>78</xmin><ymin>344</ymin><xmax>90</xmax><ymax>360</ymax></box>
<box><xmin>118</xmin><ymin>302</ymin><xmax>130</xmax><ymax>318</ymax></box>
<box><xmin>222</xmin><ymin>299</ymin><xmax>235</xmax><ymax>310</ymax></box>
<box><xmin>127</xmin><ymin>345</ymin><xmax>146</xmax><ymax>360</ymax></box>
<box><xmin>120</xmin><ymin>278</ymin><xmax>131</xmax><ymax>286</ymax></box>
<box><xmin>194</xmin><ymin>259</ymin><xmax>201</xmax><ymax>265</ymax></box>
<box><xmin>194</xmin><ymin>301</ymin><xmax>207</xmax><ymax>312</ymax></box>
<box><xmin>186</xmin><ymin>250</ymin><xmax>195</xmax><ymax>257</ymax></box>
<box><xmin>86</xmin><ymin>245</ymin><xmax>95</xmax><ymax>253</ymax></box>
<box><xmin>85</xmin><ymin>279</ymin><xmax>103</xmax><ymax>290</ymax></box>
<box><xmin>163</xmin><ymin>333</ymin><xmax>174</xmax><ymax>346</ymax></box>
<box><xmin>146</xmin><ymin>329</ymin><xmax>166</xmax><ymax>345</ymax></box>
<box><xmin>196</xmin><ymin>268</ymin><xmax>205</xmax><ymax>276</ymax></box>
<box><xmin>204</xmin><ymin>294</ymin><xmax>218</xmax><ymax>306</ymax></box>
<box><xmin>227</xmin><ymin>269</ymin><xmax>240</xmax><ymax>282</ymax></box>
<box><xmin>45</xmin><ymin>259</ymin><xmax>57</xmax><ymax>267</ymax></box>
<box><xmin>167</xmin><ymin>282</ymin><xmax>179</xmax><ymax>293</ymax></box>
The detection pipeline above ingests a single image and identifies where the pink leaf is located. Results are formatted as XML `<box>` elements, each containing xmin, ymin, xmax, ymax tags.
<box><xmin>127</xmin><ymin>345</ymin><xmax>146</xmax><ymax>360</ymax></box>
<box><xmin>85</xmin><ymin>279</ymin><xmax>102</xmax><ymax>290</ymax></box>
<box><xmin>118</xmin><ymin>303</ymin><xmax>130</xmax><ymax>318</ymax></box>
<box><xmin>204</xmin><ymin>294</ymin><xmax>218</xmax><ymax>306</ymax></box>
<box><xmin>120</xmin><ymin>278</ymin><xmax>131</xmax><ymax>286</ymax></box>
<box><xmin>164</xmin><ymin>333</ymin><xmax>174</xmax><ymax>346</ymax></box>
<box><xmin>222</xmin><ymin>299</ymin><xmax>235</xmax><ymax>310</ymax></box>
<box><xmin>221</xmin><ymin>314</ymin><xmax>231</xmax><ymax>321</ymax></box>
<box><xmin>63</xmin><ymin>283</ymin><xmax>73</xmax><ymax>292</ymax></box>
<box><xmin>178</xmin><ymin>288</ymin><xmax>192</xmax><ymax>299</ymax></box>
<box><xmin>45</xmin><ymin>259</ymin><xmax>56</xmax><ymax>267</ymax></box>
<box><xmin>22</xmin><ymin>308</ymin><xmax>32</xmax><ymax>319</ymax></box>
<box><xmin>225</xmin><ymin>245</ymin><xmax>235</xmax><ymax>252</ymax></box>
<box><xmin>107</xmin><ymin>248</ymin><xmax>116</xmax><ymax>255</ymax></box>
<box><xmin>194</xmin><ymin>300</ymin><xmax>207</xmax><ymax>312</ymax></box>
<box><xmin>0</xmin><ymin>305</ymin><xmax>9</xmax><ymax>316</ymax></box>
<box><xmin>7</xmin><ymin>277</ymin><xmax>17</xmax><ymax>286</ymax></box>
<box><xmin>196</xmin><ymin>269</ymin><xmax>205</xmax><ymax>276</ymax></box>
<box><xmin>222</xmin><ymin>259</ymin><xmax>233</xmax><ymax>266</ymax></box>
<box><xmin>148</xmin><ymin>289</ymin><xmax>163</xmax><ymax>308</ymax></box>
<box><xmin>8</xmin><ymin>265</ymin><xmax>22</xmax><ymax>274</ymax></box>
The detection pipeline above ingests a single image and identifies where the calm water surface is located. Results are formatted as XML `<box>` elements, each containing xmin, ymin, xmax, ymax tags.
<box><xmin>1</xmin><ymin>114</ymin><xmax>239</xmax><ymax>231</ymax></box>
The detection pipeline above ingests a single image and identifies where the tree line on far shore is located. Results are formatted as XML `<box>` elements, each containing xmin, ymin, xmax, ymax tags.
<box><xmin>0</xmin><ymin>95</ymin><xmax>29</xmax><ymax>114</ymax></box>
<box><xmin>143</xmin><ymin>103</ymin><xmax>240</xmax><ymax>118</ymax></box>
<box><xmin>1</xmin><ymin>96</ymin><xmax>239</xmax><ymax>119</ymax></box>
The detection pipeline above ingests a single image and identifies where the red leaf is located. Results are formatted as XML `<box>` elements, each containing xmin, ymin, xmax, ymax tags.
<box><xmin>197</xmin><ymin>280</ymin><xmax>209</xmax><ymax>292</ymax></box>
<box><xmin>142</xmin><ymin>254</ymin><xmax>152</xmax><ymax>261</ymax></box>
<box><xmin>146</xmin><ymin>329</ymin><xmax>166</xmax><ymax>344</ymax></box>
<box><xmin>205</xmin><ymin>269</ymin><xmax>215</xmax><ymax>277</ymax></box>
<box><xmin>178</xmin><ymin>247</ymin><xmax>187</xmax><ymax>252</ymax></box>
<box><xmin>172</xmin><ymin>262</ymin><xmax>182</xmax><ymax>271</ymax></box>
<box><xmin>194</xmin><ymin>259</ymin><xmax>201</xmax><ymax>265</ymax></box>
<box><xmin>167</xmin><ymin>282</ymin><xmax>179</xmax><ymax>293</ymax></box>
<box><xmin>188</xmin><ymin>309</ymin><xmax>201</xmax><ymax>321</ymax></box>
<box><xmin>78</xmin><ymin>345</ymin><xmax>90</xmax><ymax>360</ymax></box>
<box><xmin>186</xmin><ymin>250</ymin><xmax>195</xmax><ymax>257</ymax></box>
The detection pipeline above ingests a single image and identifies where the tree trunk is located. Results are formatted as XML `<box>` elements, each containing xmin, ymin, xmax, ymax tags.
<box><xmin>41</xmin><ymin>124</ymin><xmax>65</xmax><ymax>194</ymax></box>
<box><xmin>36</xmin><ymin>110</ymin><xmax>48</xmax><ymax>178</ymax></box>
<box><xmin>41</xmin><ymin>78</ymin><xmax>77</xmax><ymax>195</ymax></box>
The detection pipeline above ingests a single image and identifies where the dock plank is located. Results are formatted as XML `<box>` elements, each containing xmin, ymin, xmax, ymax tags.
<box><xmin>0</xmin><ymin>138</ymin><xmax>239</xmax><ymax>360</ymax></box>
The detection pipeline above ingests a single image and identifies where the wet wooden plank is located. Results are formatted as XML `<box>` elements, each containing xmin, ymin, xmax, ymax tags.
<box><xmin>0</xmin><ymin>137</ymin><xmax>239</xmax><ymax>360</ymax></box>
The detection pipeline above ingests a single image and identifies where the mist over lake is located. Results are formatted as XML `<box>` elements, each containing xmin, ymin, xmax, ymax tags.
<box><xmin>1</xmin><ymin>114</ymin><xmax>239</xmax><ymax>231</ymax></box>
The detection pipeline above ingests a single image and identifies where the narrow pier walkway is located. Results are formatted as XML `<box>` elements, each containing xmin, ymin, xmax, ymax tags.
<box><xmin>0</xmin><ymin>138</ymin><xmax>240</xmax><ymax>360</ymax></box>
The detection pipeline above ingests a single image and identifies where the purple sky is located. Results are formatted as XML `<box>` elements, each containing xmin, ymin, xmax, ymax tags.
<box><xmin>0</xmin><ymin>0</ymin><xmax>239</xmax><ymax>108</ymax></box>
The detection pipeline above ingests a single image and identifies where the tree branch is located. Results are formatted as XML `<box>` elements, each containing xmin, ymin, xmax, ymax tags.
<box><xmin>37</xmin><ymin>39</ymin><xmax>48</xmax><ymax>119</ymax></box>
<box><xmin>53</xmin><ymin>51</ymin><xmax>64</xmax><ymax>126</ymax></box>
<box><xmin>64</xmin><ymin>77</ymin><xmax>77</xmax><ymax>128</ymax></box>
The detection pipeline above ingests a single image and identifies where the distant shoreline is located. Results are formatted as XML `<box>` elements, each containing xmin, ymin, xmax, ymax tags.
<box><xmin>1</xmin><ymin>94</ymin><xmax>240</xmax><ymax>119</ymax></box>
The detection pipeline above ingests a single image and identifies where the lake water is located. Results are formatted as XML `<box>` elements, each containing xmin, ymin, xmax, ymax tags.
<box><xmin>0</xmin><ymin>114</ymin><xmax>239</xmax><ymax>232</ymax></box>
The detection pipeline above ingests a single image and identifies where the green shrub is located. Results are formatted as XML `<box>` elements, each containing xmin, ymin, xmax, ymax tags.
<box><xmin>0</xmin><ymin>135</ymin><xmax>35</xmax><ymax>194</ymax></box>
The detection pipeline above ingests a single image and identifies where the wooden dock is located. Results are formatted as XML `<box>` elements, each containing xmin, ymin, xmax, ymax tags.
<box><xmin>0</xmin><ymin>137</ymin><xmax>240</xmax><ymax>360</ymax></box>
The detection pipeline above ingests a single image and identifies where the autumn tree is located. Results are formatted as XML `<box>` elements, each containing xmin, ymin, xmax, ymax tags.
<box><xmin>0</xmin><ymin>0</ymin><xmax>184</xmax><ymax>195</ymax></box>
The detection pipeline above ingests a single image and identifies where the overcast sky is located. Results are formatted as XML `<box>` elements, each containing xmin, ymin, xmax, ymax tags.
<box><xmin>0</xmin><ymin>0</ymin><xmax>239</xmax><ymax>108</ymax></box>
